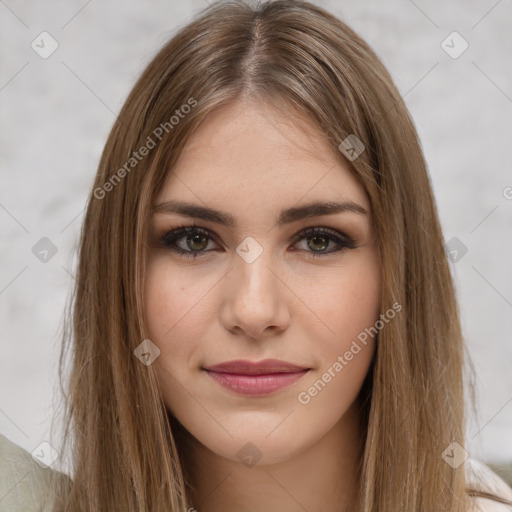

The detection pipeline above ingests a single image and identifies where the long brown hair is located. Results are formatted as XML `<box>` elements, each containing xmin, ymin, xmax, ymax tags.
<box><xmin>46</xmin><ymin>1</ymin><xmax>509</xmax><ymax>510</ymax></box>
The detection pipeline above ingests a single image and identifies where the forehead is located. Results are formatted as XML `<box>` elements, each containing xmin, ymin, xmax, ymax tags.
<box><xmin>154</xmin><ymin>100</ymin><xmax>369</xmax><ymax>214</ymax></box>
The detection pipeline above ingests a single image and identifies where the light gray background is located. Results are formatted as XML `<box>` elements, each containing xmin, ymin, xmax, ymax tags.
<box><xmin>1</xmin><ymin>0</ymin><xmax>511</xmax><ymax>473</ymax></box>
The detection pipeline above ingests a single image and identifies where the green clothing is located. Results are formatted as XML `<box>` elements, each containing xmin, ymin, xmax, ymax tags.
<box><xmin>0</xmin><ymin>434</ymin><xmax>71</xmax><ymax>512</ymax></box>
<box><xmin>2</xmin><ymin>431</ymin><xmax>512</xmax><ymax>511</ymax></box>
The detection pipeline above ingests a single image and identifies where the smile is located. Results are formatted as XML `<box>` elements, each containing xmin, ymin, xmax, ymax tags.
<box><xmin>204</xmin><ymin>369</ymin><xmax>310</xmax><ymax>396</ymax></box>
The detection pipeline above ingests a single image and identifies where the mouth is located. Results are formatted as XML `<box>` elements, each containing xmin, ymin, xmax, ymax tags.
<box><xmin>202</xmin><ymin>359</ymin><xmax>311</xmax><ymax>396</ymax></box>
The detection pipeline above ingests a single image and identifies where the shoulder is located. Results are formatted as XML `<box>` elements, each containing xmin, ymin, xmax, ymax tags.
<box><xmin>466</xmin><ymin>457</ymin><xmax>512</xmax><ymax>511</ymax></box>
<box><xmin>0</xmin><ymin>433</ymin><xmax>72</xmax><ymax>512</ymax></box>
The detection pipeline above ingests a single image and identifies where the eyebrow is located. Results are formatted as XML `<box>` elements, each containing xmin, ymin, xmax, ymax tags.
<box><xmin>152</xmin><ymin>199</ymin><xmax>368</xmax><ymax>228</ymax></box>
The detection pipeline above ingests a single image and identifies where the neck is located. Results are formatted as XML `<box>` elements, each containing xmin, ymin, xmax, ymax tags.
<box><xmin>173</xmin><ymin>399</ymin><xmax>364</xmax><ymax>512</ymax></box>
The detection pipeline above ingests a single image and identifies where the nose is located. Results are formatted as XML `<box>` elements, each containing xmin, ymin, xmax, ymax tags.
<box><xmin>219</xmin><ymin>248</ymin><xmax>291</xmax><ymax>340</ymax></box>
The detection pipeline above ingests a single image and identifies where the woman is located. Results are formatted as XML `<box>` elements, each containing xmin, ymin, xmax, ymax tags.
<box><xmin>2</xmin><ymin>1</ymin><xmax>511</xmax><ymax>510</ymax></box>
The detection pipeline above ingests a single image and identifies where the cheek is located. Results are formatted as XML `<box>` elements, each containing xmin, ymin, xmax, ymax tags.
<box><xmin>301</xmin><ymin>253</ymin><xmax>381</xmax><ymax>353</ymax></box>
<box><xmin>294</xmin><ymin>252</ymin><xmax>380</xmax><ymax>405</ymax></box>
<box><xmin>143</xmin><ymin>260</ymin><xmax>212</xmax><ymax>413</ymax></box>
<box><xmin>143</xmin><ymin>259</ymin><xmax>211</xmax><ymax>360</ymax></box>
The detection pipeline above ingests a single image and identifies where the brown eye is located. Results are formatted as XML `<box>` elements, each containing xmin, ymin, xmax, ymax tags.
<box><xmin>307</xmin><ymin>234</ymin><xmax>329</xmax><ymax>252</ymax></box>
<box><xmin>186</xmin><ymin>233</ymin><xmax>209</xmax><ymax>251</ymax></box>
<box><xmin>159</xmin><ymin>225</ymin><xmax>358</xmax><ymax>260</ymax></box>
<box><xmin>291</xmin><ymin>227</ymin><xmax>358</xmax><ymax>258</ymax></box>
<box><xmin>160</xmin><ymin>226</ymin><xmax>218</xmax><ymax>259</ymax></box>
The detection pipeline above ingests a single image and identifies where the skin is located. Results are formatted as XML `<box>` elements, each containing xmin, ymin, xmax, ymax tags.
<box><xmin>144</xmin><ymin>99</ymin><xmax>381</xmax><ymax>512</ymax></box>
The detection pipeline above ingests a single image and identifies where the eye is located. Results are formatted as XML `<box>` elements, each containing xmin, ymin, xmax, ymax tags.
<box><xmin>157</xmin><ymin>225</ymin><xmax>219</xmax><ymax>259</ymax></box>
<box><xmin>291</xmin><ymin>226</ymin><xmax>358</xmax><ymax>258</ymax></box>
<box><xmin>157</xmin><ymin>224</ymin><xmax>358</xmax><ymax>260</ymax></box>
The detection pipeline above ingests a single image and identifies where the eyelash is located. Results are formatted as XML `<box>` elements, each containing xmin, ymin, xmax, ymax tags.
<box><xmin>156</xmin><ymin>223</ymin><xmax>358</xmax><ymax>260</ymax></box>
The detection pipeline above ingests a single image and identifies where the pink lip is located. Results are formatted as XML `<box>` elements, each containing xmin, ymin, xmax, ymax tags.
<box><xmin>203</xmin><ymin>359</ymin><xmax>310</xmax><ymax>396</ymax></box>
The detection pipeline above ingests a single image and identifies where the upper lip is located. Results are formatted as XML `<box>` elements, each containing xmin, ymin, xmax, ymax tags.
<box><xmin>203</xmin><ymin>359</ymin><xmax>310</xmax><ymax>375</ymax></box>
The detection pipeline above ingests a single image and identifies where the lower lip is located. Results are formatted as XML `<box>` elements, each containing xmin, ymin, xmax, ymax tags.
<box><xmin>204</xmin><ymin>370</ymin><xmax>309</xmax><ymax>396</ymax></box>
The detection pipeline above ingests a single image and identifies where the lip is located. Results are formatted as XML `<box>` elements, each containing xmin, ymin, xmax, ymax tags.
<box><xmin>203</xmin><ymin>359</ymin><xmax>310</xmax><ymax>396</ymax></box>
<box><xmin>203</xmin><ymin>358</ymin><xmax>309</xmax><ymax>375</ymax></box>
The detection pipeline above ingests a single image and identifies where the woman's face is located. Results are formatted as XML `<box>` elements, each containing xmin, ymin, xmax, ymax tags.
<box><xmin>144</xmin><ymin>99</ymin><xmax>381</xmax><ymax>465</ymax></box>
